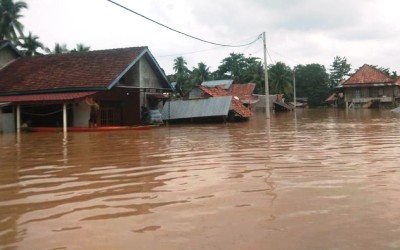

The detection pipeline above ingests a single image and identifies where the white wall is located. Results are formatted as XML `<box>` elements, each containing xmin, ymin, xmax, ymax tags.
<box><xmin>0</xmin><ymin>48</ymin><xmax>18</xmax><ymax>69</ymax></box>
<box><xmin>139</xmin><ymin>57</ymin><xmax>163</xmax><ymax>89</ymax></box>
<box><xmin>73</xmin><ymin>101</ymin><xmax>90</xmax><ymax>127</ymax></box>
<box><xmin>1</xmin><ymin>112</ymin><xmax>16</xmax><ymax>133</ymax></box>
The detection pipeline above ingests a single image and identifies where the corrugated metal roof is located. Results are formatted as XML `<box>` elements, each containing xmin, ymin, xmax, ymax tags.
<box><xmin>199</xmin><ymin>86</ymin><xmax>253</xmax><ymax>118</ymax></box>
<box><xmin>201</xmin><ymin>79</ymin><xmax>233</xmax><ymax>89</ymax></box>
<box><xmin>161</xmin><ymin>96</ymin><xmax>232</xmax><ymax>120</ymax></box>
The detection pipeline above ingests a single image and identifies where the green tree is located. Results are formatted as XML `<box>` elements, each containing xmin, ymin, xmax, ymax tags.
<box><xmin>268</xmin><ymin>62</ymin><xmax>293</xmax><ymax>97</ymax></box>
<box><xmin>295</xmin><ymin>63</ymin><xmax>330</xmax><ymax>107</ymax></box>
<box><xmin>71</xmin><ymin>43</ymin><xmax>90</xmax><ymax>52</ymax></box>
<box><xmin>241</xmin><ymin>56</ymin><xmax>264</xmax><ymax>94</ymax></box>
<box><xmin>0</xmin><ymin>0</ymin><xmax>27</xmax><ymax>44</ymax></box>
<box><xmin>329</xmin><ymin>56</ymin><xmax>351</xmax><ymax>89</ymax></box>
<box><xmin>215</xmin><ymin>53</ymin><xmax>265</xmax><ymax>93</ymax></box>
<box><xmin>217</xmin><ymin>52</ymin><xmax>247</xmax><ymax>82</ymax></box>
<box><xmin>172</xmin><ymin>56</ymin><xmax>191</xmax><ymax>95</ymax></box>
<box><xmin>191</xmin><ymin>62</ymin><xmax>210</xmax><ymax>84</ymax></box>
<box><xmin>19</xmin><ymin>31</ymin><xmax>44</xmax><ymax>56</ymax></box>
<box><xmin>45</xmin><ymin>43</ymin><xmax>69</xmax><ymax>54</ymax></box>
<box><xmin>369</xmin><ymin>65</ymin><xmax>398</xmax><ymax>80</ymax></box>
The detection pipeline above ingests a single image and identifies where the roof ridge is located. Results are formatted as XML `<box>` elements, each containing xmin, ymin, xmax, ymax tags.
<box><xmin>26</xmin><ymin>46</ymin><xmax>149</xmax><ymax>58</ymax></box>
<box><xmin>343</xmin><ymin>64</ymin><xmax>393</xmax><ymax>85</ymax></box>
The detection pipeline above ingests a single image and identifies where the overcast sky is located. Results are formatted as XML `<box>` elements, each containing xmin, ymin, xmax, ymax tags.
<box><xmin>22</xmin><ymin>0</ymin><xmax>400</xmax><ymax>75</ymax></box>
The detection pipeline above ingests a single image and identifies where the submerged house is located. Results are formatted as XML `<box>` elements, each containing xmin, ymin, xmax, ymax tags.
<box><xmin>229</xmin><ymin>83</ymin><xmax>259</xmax><ymax>110</ymax></box>
<box><xmin>0</xmin><ymin>43</ymin><xmax>171</xmax><ymax>133</ymax></box>
<box><xmin>162</xmin><ymin>82</ymin><xmax>253</xmax><ymax>123</ymax></box>
<box><xmin>339</xmin><ymin>64</ymin><xmax>400</xmax><ymax>108</ymax></box>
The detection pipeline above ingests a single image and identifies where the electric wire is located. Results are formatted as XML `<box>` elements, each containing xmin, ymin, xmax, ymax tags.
<box><xmin>106</xmin><ymin>0</ymin><xmax>262</xmax><ymax>47</ymax></box>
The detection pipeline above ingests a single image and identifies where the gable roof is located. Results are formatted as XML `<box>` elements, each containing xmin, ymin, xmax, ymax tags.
<box><xmin>0</xmin><ymin>46</ymin><xmax>170</xmax><ymax>95</ymax></box>
<box><xmin>229</xmin><ymin>83</ymin><xmax>258</xmax><ymax>104</ymax></box>
<box><xmin>342</xmin><ymin>64</ymin><xmax>394</xmax><ymax>86</ymax></box>
<box><xmin>201</xmin><ymin>79</ymin><xmax>233</xmax><ymax>89</ymax></box>
<box><xmin>199</xmin><ymin>85</ymin><xmax>253</xmax><ymax>118</ymax></box>
<box><xmin>0</xmin><ymin>40</ymin><xmax>22</xmax><ymax>57</ymax></box>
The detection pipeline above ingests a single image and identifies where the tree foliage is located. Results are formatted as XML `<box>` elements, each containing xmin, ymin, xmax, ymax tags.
<box><xmin>71</xmin><ymin>43</ymin><xmax>91</xmax><ymax>52</ymax></box>
<box><xmin>45</xmin><ymin>43</ymin><xmax>91</xmax><ymax>54</ymax></box>
<box><xmin>294</xmin><ymin>64</ymin><xmax>330</xmax><ymax>107</ymax></box>
<box><xmin>268</xmin><ymin>61</ymin><xmax>293</xmax><ymax>98</ymax></box>
<box><xmin>0</xmin><ymin>0</ymin><xmax>27</xmax><ymax>44</ymax></box>
<box><xmin>217</xmin><ymin>52</ymin><xmax>248</xmax><ymax>82</ymax></box>
<box><xmin>329</xmin><ymin>56</ymin><xmax>351</xmax><ymax>89</ymax></box>
<box><xmin>369</xmin><ymin>65</ymin><xmax>398</xmax><ymax>80</ymax></box>
<box><xmin>172</xmin><ymin>56</ymin><xmax>191</xmax><ymax>95</ymax></box>
<box><xmin>191</xmin><ymin>62</ymin><xmax>210</xmax><ymax>84</ymax></box>
<box><xmin>19</xmin><ymin>31</ymin><xmax>44</xmax><ymax>56</ymax></box>
<box><xmin>216</xmin><ymin>53</ymin><xmax>265</xmax><ymax>93</ymax></box>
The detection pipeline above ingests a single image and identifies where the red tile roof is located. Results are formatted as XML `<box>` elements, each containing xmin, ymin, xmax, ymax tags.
<box><xmin>0</xmin><ymin>47</ymin><xmax>169</xmax><ymax>94</ymax></box>
<box><xmin>199</xmin><ymin>85</ymin><xmax>253</xmax><ymax>118</ymax></box>
<box><xmin>342</xmin><ymin>64</ymin><xmax>394</xmax><ymax>86</ymax></box>
<box><xmin>229</xmin><ymin>83</ymin><xmax>258</xmax><ymax>104</ymax></box>
<box><xmin>0</xmin><ymin>91</ymin><xmax>96</xmax><ymax>104</ymax></box>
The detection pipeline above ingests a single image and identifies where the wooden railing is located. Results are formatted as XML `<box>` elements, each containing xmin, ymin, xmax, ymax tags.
<box><xmin>350</xmin><ymin>96</ymin><xmax>393</xmax><ymax>103</ymax></box>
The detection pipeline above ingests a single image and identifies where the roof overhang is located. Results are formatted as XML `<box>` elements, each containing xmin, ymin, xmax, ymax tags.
<box><xmin>0</xmin><ymin>91</ymin><xmax>97</xmax><ymax>105</ymax></box>
<box><xmin>338</xmin><ymin>82</ymin><xmax>398</xmax><ymax>88</ymax></box>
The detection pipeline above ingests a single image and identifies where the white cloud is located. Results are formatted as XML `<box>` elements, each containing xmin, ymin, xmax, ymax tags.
<box><xmin>21</xmin><ymin>0</ymin><xmax>400</xmax><ymax>75</ymax></box>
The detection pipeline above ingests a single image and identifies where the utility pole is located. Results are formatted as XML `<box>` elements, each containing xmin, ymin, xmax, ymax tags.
<box><xmin>263</xmin><ymin>32</ymin><xmax>270</xmax><ymax>119</ymax></box>
<box><xmin>293</xmin><ymin>69</ymin><xmax>296</xmax><ymax>109</ymax></box>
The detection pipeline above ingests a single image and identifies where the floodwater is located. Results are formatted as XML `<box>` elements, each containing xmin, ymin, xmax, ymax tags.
<box><xmin>1</xmin><ymin>109</ymin><xmax>400</xmax><ymax>250</ymax></box>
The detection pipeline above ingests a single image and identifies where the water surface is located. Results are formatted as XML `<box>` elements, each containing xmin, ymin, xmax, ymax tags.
<box><xmin>1</xmin><ymin>109</ymin><xmax>400</xmax><ymax>249</ymax></box>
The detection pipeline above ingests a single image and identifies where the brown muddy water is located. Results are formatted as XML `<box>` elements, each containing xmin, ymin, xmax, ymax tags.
<box><xmin>1</xmin><ymin>109</ymin><xmax>400</xmax><ymax>250</ymax></box>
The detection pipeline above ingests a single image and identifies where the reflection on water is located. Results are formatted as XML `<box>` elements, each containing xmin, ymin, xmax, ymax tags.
<box><xmin>1</xmin><ymin>109</ymin><xmax>400</xmax><ymax>249</ymax></box>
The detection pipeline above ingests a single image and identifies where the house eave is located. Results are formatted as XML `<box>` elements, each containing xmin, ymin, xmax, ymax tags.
<box><xmin>0</xmin><ymin>87</ymin><xmax>107</xmax><ymax>96</ymax></box>
<box><xmin>338</xmin><ymin>82</ymin><xmax>398</xmax><ymax>88</ymax></box>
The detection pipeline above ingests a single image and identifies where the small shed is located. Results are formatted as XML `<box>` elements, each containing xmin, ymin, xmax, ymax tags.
<box><xmin>162</xmin><ymin>96</ymin><xmax>232</xmax><ymax>122</ymax></box>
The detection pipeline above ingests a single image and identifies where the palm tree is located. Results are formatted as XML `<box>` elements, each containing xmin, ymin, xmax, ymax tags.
<box><xmin>45</xmin><ymin>43</ymin><xmax>69</xmax><ymax>54</ymax></box>
<box><xmin>71</xmin><ymin>43</ymin><xmax>90</xmax><ymax>52</ymax></box>
<box><xmin>173</xmin><ymin>56</ymin><xmax>190</xmax><ymax>95</ymax></box>
<box><xmin>269</xmin><ymin>62</ymin><xmax>293</xmax><ymax>97</ymax></box>
<box><xmin>191</xmin><ymin>62</ymin><xmax>210</xmax><ymax>84</ymax></box>
<box><xmin>19</xmin><ymin>31</ymin><xmax>44</xmax><ymax>56</ymax></box>
<box><xmin>0</xmin><ymin>0</ymin><xmax>27</xmax><ymax>44</ymax></box>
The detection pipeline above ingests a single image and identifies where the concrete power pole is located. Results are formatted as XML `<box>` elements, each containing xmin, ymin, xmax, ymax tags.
<box><xmin>263</xmin><ymin>32</ymin><xmax>270</xmax><ymax>119</ymax></box>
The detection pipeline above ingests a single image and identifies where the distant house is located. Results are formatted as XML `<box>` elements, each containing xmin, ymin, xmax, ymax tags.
<box><xmin>188</xmin><ymin>79</ymin><xmax>234</xmax><ymax>99</ymax></box>
<box><xmin>0</xmin><ymin>41</ymin><xmax>23</xmax><ymax>133</ymax></box>
<box><xmin>0</xmin><ymin>40</ymin><xmax>22</xmax><ymax>68</ymax></box>
<box><xmin>229</xmin><ymin>83</ymin><xmax>259</xmax><ymax>110</ymax></box>
<box><xmin>163</xmin><ymin>82</ymin><xmax>254</xmax><ymax>122</ymax></box>
<box><xmin>338</xmin><ymin>64</ymin><xmax>400</xmax><ymax>108</ymax></box>
<box><xmin>0</xmin><ymin>44</ymin><xmax>172</xmax><ymax>133</ymax></box>
<box><xmin>198</xmin><ymin>85</ymin><xmax>253</xmax><ymax>120</ymax></box>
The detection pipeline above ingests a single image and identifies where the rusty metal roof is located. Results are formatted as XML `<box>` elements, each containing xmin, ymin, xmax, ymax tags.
<box><xmin>199</xmin><ymin>86</ymin><xmax>253</xmax><ymax>118</ymax></box>
<box><xmin>342</xmin><ymin>64</ymin><xmax>394</xmax><ymax>86</ymax></box>
<box><xmin>161</xmin><ymin>96</ymin><xmax>232</xmax><ymax>120</ymax></box>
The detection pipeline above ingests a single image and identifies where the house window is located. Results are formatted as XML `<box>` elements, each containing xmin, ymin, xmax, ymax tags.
<box><xmin>378</xmin><ymin>87</ymin><xmax>384</xmax><ymax>97</ymax></box>
<box><xmin>354</xmin><ymin>89</ymin><xmax>361</xmax><ymax>99</ymax></box>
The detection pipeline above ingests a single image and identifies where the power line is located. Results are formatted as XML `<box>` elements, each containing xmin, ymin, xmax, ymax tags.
<box><xmin>106</xmin><ymin>0</ymin><xmax>262</xmax><ymax>47</ymax></box>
